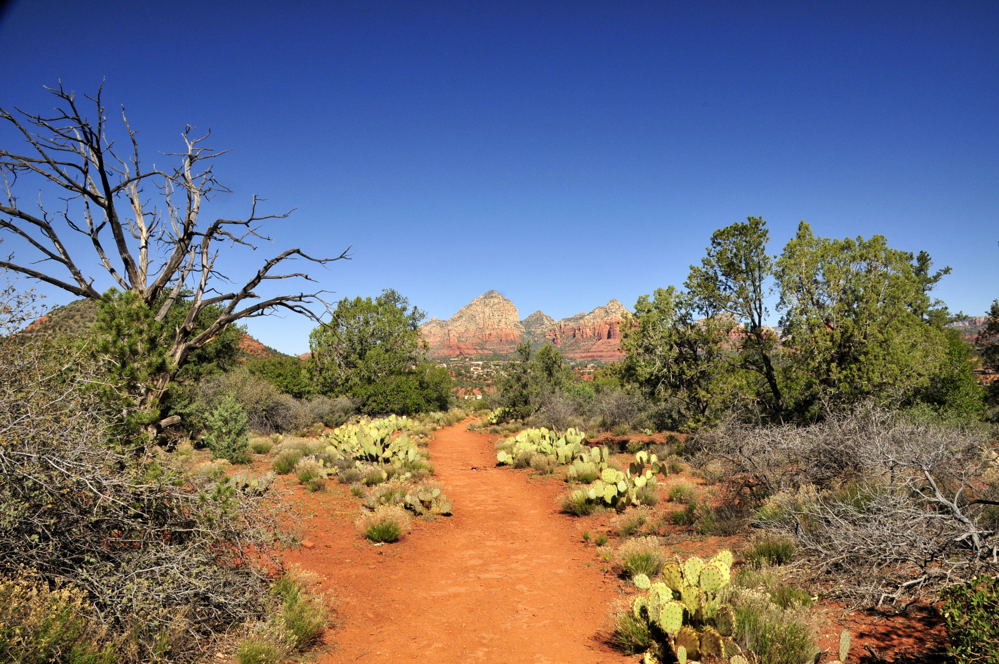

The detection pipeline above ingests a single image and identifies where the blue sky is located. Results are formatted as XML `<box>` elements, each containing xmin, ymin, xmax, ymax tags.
<box><xmin>1</xmin><ymin>1</ymin><xmax>996</xmax><ymax>354</ymax></box>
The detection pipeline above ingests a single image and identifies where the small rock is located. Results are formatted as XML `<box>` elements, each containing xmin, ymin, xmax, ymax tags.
<box><xmin>301</xmin><ymin>539</ymin><xmax>315</xmax><ymax>549</ymax></box>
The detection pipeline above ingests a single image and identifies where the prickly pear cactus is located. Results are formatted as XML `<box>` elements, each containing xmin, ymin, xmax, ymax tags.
<box><xmin>714</xmin><ymin>603</ymin><xmax>737</xmax><ymax>637</ymax></box>
<box><xmin>700</xmin><ymin>625</ymin><xmax>725</xmax><ymax>657</ymax></box>
<box><xmin>675</xmin><ymin>625</ymin><xmax>700</xmax><ymax>659</ymax></box>
<box><xmin>682</xmin><ymin>556</ymin><xmax>706</xmax><ymax>586</ymax></box>
<box><xmin>657</xmin><ymin>601</ymin><xmax>685</xmax><ymax>636</ymax></box>
<box><xmin>662</xmin><ymin>562</ymin><xmax>684</xmax><ymax>591</ymax></box>
<box><xmin>633</xmin><ymin>573</ymin><xmax>652</xmax><ymax>590</ymax></box>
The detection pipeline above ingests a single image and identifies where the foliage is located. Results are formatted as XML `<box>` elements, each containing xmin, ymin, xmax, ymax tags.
<box><xmin>1</xmin><ymin>84</ymin><xmax>345</xmax><ymax>437</ymax></box>
<box><xmin>728</xmin><ymin>589</ymin><xmax>818</xmax><ymax>664</ymax></box>
<box><xmin>615</xmin><ymin>537</ymin><xmax>666</xmax><ymax>579</ymax></box>
<box><xmin>236</xmin><ymin>570</ymin><xmax>327</xmax><ymax>664</ymax></box>
<box><xmin>622</xmin><ymin>286</ymin><xmax>749</xmax><ymax>431</ymax></box>
<box><xmin>941</xmin><ymin>575</ymin><xmax>999</xmax><ymax>664</ymax></box>
<box><xmin>0</xmin><ymin>570</ymin><xmax>116</xmax><ymax>664</ymax></box>
<box><xmin>611</xmin><ymin>612</ymin><xmax>653</xmax><ymax>655</ymax></box>
<box><xmin>685</xmin><ymin>217</ymin><xmax>784</xmax><ymax>416</ymax></box>
<box><xmin>745</xmin><ymin>535</ymin><xmax>797</xmax><ymax>568</ymax></box>
<box><xmin>977</xmin><ymin>300</ymin><xmax>999</xmax><ymax>421</ymax></box>
<box><xmin>705</xmin><ymin>406</ymin><xmax>999</xmax><ymax>605</ymax></box>
<box><xmin>203</xmin><ymin>394</ymin><xmax>251</xmax><ymax>463</ymax></box>
<box><xmin>0</xmin><ymin>301</ymin><xmax>278</xmax><ymax>663</ymax></box>
<box><xmin>493</xmin><ymin>342</ymin><xmax>574</xmax><ymax>422</ymax></box>
<box><xmin>246</xmin><ymin>356</ymin><xmax>315</xmax><ymax>399</ymax></box>
<box><xmin>309</xmin><ymin>289</ymin><xmax>450</xmax><ymax>414</ymax></box>
<box><xmin>775</xmin><ymin>222</ymin><xmax>967</xmax><ymax>419</ymax></box>
<box><xmin>357</xmin><ymin>505</ymin><xmax>412</xmax><ymax>543</ymax></box>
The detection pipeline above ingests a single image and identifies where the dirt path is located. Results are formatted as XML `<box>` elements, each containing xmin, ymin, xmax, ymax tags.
<box><xmin>280</xmin><ymin>421</ymin><xmax>633</xmax><ymax>663</ymax></box>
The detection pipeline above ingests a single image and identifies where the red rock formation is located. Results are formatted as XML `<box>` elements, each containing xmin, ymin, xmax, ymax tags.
<box><xmin>546</xmin><ymin>300</ymin><xmax>628</xmax><ymax>362</ymax></box>
<box><xmin>422</xmin><ymin>291</ymin><xmax>525</xmax><ymax>358</ymax></box>
<box><xmin>422</xmin><ymin>292</ymin><xmax>629</xmax><ymax>362</ymax></box>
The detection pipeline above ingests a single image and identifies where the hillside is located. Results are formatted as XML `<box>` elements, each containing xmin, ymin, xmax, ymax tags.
<box><xmin>421</xmin><ymin>291</ymin><xmax>628</xmax><ymax>362</ymax></box>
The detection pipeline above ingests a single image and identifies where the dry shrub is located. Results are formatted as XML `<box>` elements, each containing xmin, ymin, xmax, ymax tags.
<box><xmin>701</xmin><ymin>406</ymin><xmax>999</xmax><ymax>606</ymax></box>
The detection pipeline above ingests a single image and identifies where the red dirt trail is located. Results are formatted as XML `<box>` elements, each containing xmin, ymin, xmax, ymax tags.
<box><xmin>280</xmin><ymin>421</ymin><xmax>633</xmax><ymax>663</ymax></box>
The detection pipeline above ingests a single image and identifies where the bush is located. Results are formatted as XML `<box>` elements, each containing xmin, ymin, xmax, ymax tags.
<box><xmin>746</xmin><ymin>535</ymin><xmax>797</xmax><ymax>568</ymax></box>
<box><xmin>610</xmin><ymin>611</ymin><xmax>652</xmax><ymax>655</ymax></box>
<box><xmin>729</xmin><ymin>588</ymin><xmax>818</xmax><ymax>664</ymax></box>
<box><xmin>942</xmin><ymin>575</ymin><xmax>999</xmax><ymax>664</ymax></box>
<box><xmin>0</xmin><ymin>327</ymin><xmax>277</xmax><ymax>663</ymax></box>
<box><xmin>614</xmin><ymin>537</ymin><xmax>665</xmax><ymax>579</ymax></box>
<box><xmin>203</xmin><ymin>394</ymin><xmax>250</xmax><ymax>462</ymax></box>
<box><xmin>294</xmin><ymin>457</ymin><xmax>325</xmax><ymax>486</ymax></box>
<box><xmin>0</xmin><ymin>570</ymin><xmax>116</xmax><ymax>664</ymax></box>
<box><xmin>667</xmin><ymin>482</ymin><xmax>696</xmax><ymax>504</ymax></box>
<box><xmin>236</xmin><ymin>570</ymin><xmax>327</xmax><ymax>664</ymax></box>
<box><xmin>249</xmin><ymin>437</ymin><xmax>274</xmax><ymax>454</ymax></box>
<box><xmin>356</xmin><ymin>506</ymin><xmax>412</xmax><ymax>543</ymax></box>
<box><xmin>562</xmin><ymin>489</ymin><xmax>599</xmax><ymax>516</ymax></box>
<box><xmin>670</xmin><ymin>503</ymin><xmax>698</xmax><ymax>526</ymax></box>
<box><xmin>273</xmin><ymin>449</ymin><xmax>304</xmax><ymax>474</ymax></box>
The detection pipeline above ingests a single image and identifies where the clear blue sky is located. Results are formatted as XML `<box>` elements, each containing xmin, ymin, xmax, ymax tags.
<box><xmin>2</xmin><ymin>1</ymin><xmax>996</xmax><ymax>355</ymax></box>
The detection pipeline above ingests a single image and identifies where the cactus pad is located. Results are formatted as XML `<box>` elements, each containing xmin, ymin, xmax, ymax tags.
<box><xmin>699</xmin><ymin>563</ymin><xmax>725</xmax><ymax>592</ymax></box>
<box><xmin>661</xmin><ymin>562</ymin><xmax>684</xmax><ymax>591</ymax></box>
<box><xmin>633</xmin><ymin>573</ymin><xmax>651</xmax><ymax>590</ymax></box>
<box><xmin>715</xmin><ymin>603</ymin><xmax>737</xmax><ymax>637</ymax></box>
<box><xmin>675</xmin><ymin>625</ymin><xmax>701</xmax><ymax>659</ymax></box>
<box><xmin>683</xmin><ymin>555</ymin><xmax>705</xmax><ymax>585</ymax></box>
<box><xmin>700</xmin><ymin>626</ymin><xmax>724</xmax><ymax>657</ymax></box>
<box><xmin>657</xmin><ymin>601</ymin><xmax>685</xmax><ymax>636</ymax></box>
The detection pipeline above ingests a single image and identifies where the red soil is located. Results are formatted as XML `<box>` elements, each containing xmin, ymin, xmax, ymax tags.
<box><xmin>280</xmin><ymin>422</ymin><xmax>633</xmax><ymax>664</ymax></box>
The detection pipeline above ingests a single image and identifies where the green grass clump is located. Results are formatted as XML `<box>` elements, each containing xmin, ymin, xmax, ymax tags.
<box><xmin>562</xmin><ymin>489</ymin><xmax>598</xmax><ymax>516</ymax></box>
<box><xmin>236</xmin><ymin>570</ymin><xmax>327</xmax><ymax>664</ymax></box>
<box><xmin>595</xmin><ymin>533</ymin><xmax>609</xmax><ymax>546</ymax></box>
<box><xmin>746</xmin><ymin>534</ymin><xmax>797</xmax><ymax>567</ymax></box>
<box><xmin>272</xmin><ymin>449</ymin><xmax>304</xmax><ymax>475</ymax></box>
<box><xmin>610</xmin><ymin>611</ymin><xmax>652</xmax><ymax>654</ymax></box>
<box><xmin>668</xmin><ymin>482</ymin><xmax>696</xmax><ymax>504</ymax></box>
<box><xmin>615</xmin><ymin>537</ymin><xmax>665</xmax><ymax>579</ymax></box>
<box><xmin>294</xmin><ymin>457</ymin><xmax>325</xmax><ymax>486</ymax></box>
<box><xmin>728</xmin><ymin>587</ymin><xmax>817</xmax><ymax>664</ymax></box>
<box><xmin>670</xmin><ymin>502</ymin><xmax>698</xmax><ymax>526</ymax></box>
<box><xmin>249</xmin><ymin>437</ymin><xmax>274</xmax><ymax>454</ymax></box>
<box><xmin>617</xmin><ymin>512</ymin><xmax>648</xmax><ymax>538</ymax></box>
<box><xmin>356</xmin><ymin>505</ymin><xmax>411</xmax><ymax>543</ymax></box>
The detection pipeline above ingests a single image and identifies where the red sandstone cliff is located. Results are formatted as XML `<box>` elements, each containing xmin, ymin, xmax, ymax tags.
<box><xmin>422</xmin><ymin>292</ymin><xmax>628</xmax><ymax>362</ymax></box>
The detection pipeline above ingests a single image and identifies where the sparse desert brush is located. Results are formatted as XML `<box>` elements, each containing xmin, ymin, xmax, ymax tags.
<box><xmin>359</xmin><ymin>465</ymin><xmax>388</xmax><ymax>486</ymax></box>
<box><xmin>727</xmin><ymin>587</ymin><xmax>818</xmax><ymax>664</ymax></box>
<box><xmin>272</xmin><ymin>448</ymin><xmax>304</xmax><ymax>475</ymax></box>
<box><xmin>356</xmin><ymin>505</ymin><xmax>412</xmax><ymax>543</ymax></box>
<box><xmin>745</xmin><ymin>533</ymin><xmax>797</xmax><ymax>568</ymax></box>
<box><xmin>529</xmin><ymin>452</ymin><xmax>557</xmax><ymax>474</ymax></box>
<box><xmin>614</xmin><ymin>507</ymin><xmax>653</xmax><ymax>538</ymax></box>
<box><xmin>250</xmin><ymin>437</ymin><xmax>274</xmax><ymax>454</ymax></box>
<box><xmin>294</xmin><ymin>457</ymin><xmax>325</xmax><ymax>485</ymax></box>
<box><xmin>613</xmin><ymin>536</ymin><xmax>665</xmax><ymax>579</ymax></box>
<box><xmin>562</xmin><ymin>488</ymin><xmax>598</xmax><ymax>516</ymax></box>
<box><xmin>236</xmin><ymin>569</ymin><xmax>327</xmax><ymax>664</ymax></box>
<box><xmin>667</xmin><ymin>482</ymin><xmax>696</xmax><ymax>504</ymax></box>
<box><xmin>670</xmin><ymin>501</ymin><xmax>698</xmax><ymax>526</ymax></box>
<box><xmin>0</xmin><ymin>569</ymin><xmax>116</xmax><ymax>664</ymax></box>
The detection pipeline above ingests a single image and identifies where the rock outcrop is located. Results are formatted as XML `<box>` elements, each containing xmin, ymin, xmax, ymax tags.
<box><xmin>422</xmin><ymin>292</ymin><xmax>628</xmax><ymax>362</ymax></box>
<box><xmin>422</xmin><ymin>290</ymin><xmax>525</xmax><ymax>358</ymax></box>
<box><xmin>545</xmin><ymin>299</ymin><xmax>629</xmax><ymax>362</ymax></box>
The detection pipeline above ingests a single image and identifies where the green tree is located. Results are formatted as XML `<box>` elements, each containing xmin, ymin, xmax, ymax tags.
<box><xmin>494</xmin><ymin>342</ymin><xmax>574</xmax><ymax>422</ymax></box>
<box><xmin>621</xmin><ymin>287</ymin><xmax>748</xmax><ymax>430</ymax></box>
<box><xmin>685</xmin><ymin>217</ymin><xmax>784</xmax><ymax>417</ymax></box>
<box><xmin>775</xmin><ymin>222</ymin><xmax>969</xmax><ymax>419</ymax></box>
<box><xmin>308</xmin><ymin>290</ymin><xmax>450</xmax><ymax>414</ymax></box>
<box><xmin>976</xmin><ymin>300</ymin><xmax>999</xmax><ymax>420</ymax></box>
<box><xmin>246</xmin><ymin>355</ymin><xmax>315</xmax><ymax>399</ymax></box>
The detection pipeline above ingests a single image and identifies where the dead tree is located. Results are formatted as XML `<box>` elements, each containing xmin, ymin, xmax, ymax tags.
<box><xmin>0</xmin><ymin>83</ymin><xmax>348</xmax><ymax>428</ymax></box>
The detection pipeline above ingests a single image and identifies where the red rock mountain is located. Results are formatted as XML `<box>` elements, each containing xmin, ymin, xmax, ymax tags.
<box><xmin>422</xmin><ymin>291</ymin><xmax>628</xmax><ymax>362</ymax></box>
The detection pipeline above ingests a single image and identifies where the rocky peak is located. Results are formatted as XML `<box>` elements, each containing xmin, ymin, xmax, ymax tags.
<box><xmin>448</xmin><ymin>290</ymin><xmax>521</xmax><ymax>329</ymax></box>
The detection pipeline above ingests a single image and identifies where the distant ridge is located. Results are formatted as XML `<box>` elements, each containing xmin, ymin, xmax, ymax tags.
<box><xmin>421</xmin><ymin>292</ymin><xmax>628</xmax><ymax>362</ymax></box>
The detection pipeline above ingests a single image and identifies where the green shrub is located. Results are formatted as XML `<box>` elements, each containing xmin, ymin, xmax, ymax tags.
<box><xmin>203</xmin><ymin>394</ymin><xmax>250</xmax><ymax>463</ymax></box>
<box><xmin>668</xmin><ymin>482</ymin><xmax>696</xmax><ymax>504</ymax></box>
<box><xmin>272</xmin><ymin>573</ymin><xmax>326</xmax><ymax>649</ymax></box>
<box><xmin>562</xmin><ymin>489</ymin><xmax>598</xmax><ymax>516</ymax></box>
<box><xmin>942</xmin><ymin>575</ymin><xmax>999</xmax><ymax>664</ymax></box>
<box><xmin>746</xmin><ymin>535</ymin><xmax>797</xmax><ymax>567</ymax></box>
<box><xmin>272</xmin><ymin>449</ymin><xmax>304</xmax><ymax>474</ymax></box>
<box><xmin>0</xmin><ymin>571</ymin><xmax>116</xmax><ymax>664</ymax></box>
<box><xmin>730</xmin><ymin>589</ymin><xmax>817</xmax><ymax>664</ymax></box>
<box><xmin>614</xmin><ymin>537</ymin><xmax>664</xmax><ymax>579</ymax></box>
<box><xmin>670</xmin><ymin>502</ymin><xmax>698</xmax><ymax>526</ymax></box>
<box><xmin>249</xmin><ymin>437</ymin><xmax>273</xmax><ymax>454</ymax></box>
<box><xmin>616</xmin><ymin>509</ymin><xmax>649</xmax><ymax>538</ymax></box>
<box><xmin>236</xmin><ymin>638</ymin><xmax>282</xmax><ymax>664</ymax></box>
<box><xmin>610</xmin><ymin>611</ymin><xmax>652</xmax><ymax>654</ymax></box>
<box><xmin>357</xmin><ymin>506</ymin><xmax>411</xmax><ymax>543</ymax></box>
<box><xmin>595</xmin><ymin>533</ymin><xmax>609</xmax><ymax>546</ymax></box>
<box><xmin>294</xmin><ymin>457</ymin><xmax>325</xmax><ymax>486</ymax></box>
